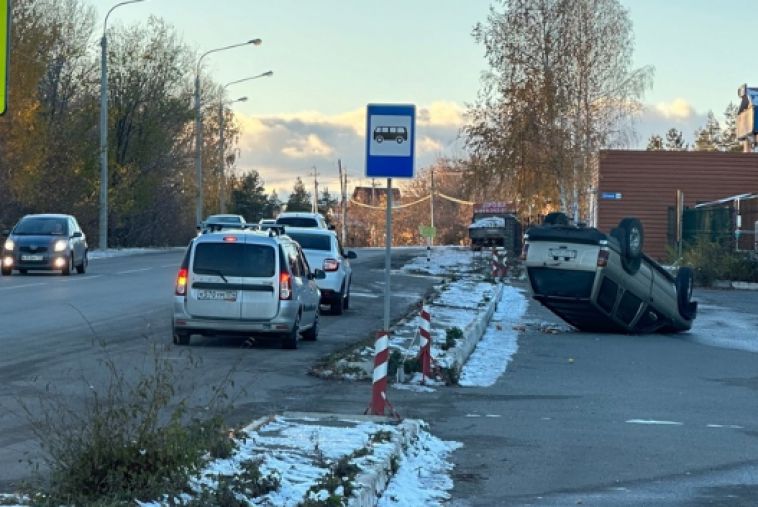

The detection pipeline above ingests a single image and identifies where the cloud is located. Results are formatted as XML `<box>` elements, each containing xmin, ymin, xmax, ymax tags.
<box><xmin>231</xmin><ymin>102</ymin><xmax>468</xmax><ymax>197</ymax></box>
<box><xmin>654</xmin><ymin>98</ymin><xmax>696</xmax><ymax>120</ymax></box>
<box><xmin>629</xmin><ymin>99</ymin><xmax>707</xmax><ymax>149</ymax></box>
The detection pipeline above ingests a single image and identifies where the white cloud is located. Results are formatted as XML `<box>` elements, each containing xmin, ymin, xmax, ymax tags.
<box><xmin>281</xmin><ymin>134</ymin><xmax>335</xmax><ymax>159</ymax></box>
<box><xmin>629</xmin><ymin>100</ymin><xmax>707</xmax><ymax>149</ymax></box>
<box><xmin>654</xmin><ymin>98</ymin><xmax>696</xmax><ymax>120</ymax></box>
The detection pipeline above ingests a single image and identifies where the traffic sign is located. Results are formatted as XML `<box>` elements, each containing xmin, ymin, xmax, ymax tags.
<box><xmin>365</xmin><ymin>103</ymin><xmax>415</xmax><ymax>178</ymax></box>
<box><xmin>419</xmin><ymin>225</ymin><xmax>437</xmax><ymax>239</ymax></box>
<box><xmin>0</xmin><ymin>0</ymin><xmax>8</xmax><ymax>116</ymax></box>
<box><xmin>601</xmin><ymin>192</ymin><xmax>623</xmax><ymax>200</ymax></box>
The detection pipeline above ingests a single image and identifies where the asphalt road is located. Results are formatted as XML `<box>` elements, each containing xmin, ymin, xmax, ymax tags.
<box><xmin>0</xmin><ymin>246</ymin><xmax>437</xmax><ymax>490</ymax></box>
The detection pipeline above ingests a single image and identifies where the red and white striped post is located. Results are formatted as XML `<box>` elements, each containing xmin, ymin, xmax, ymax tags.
<box><xmin>419</xmin><ymin>306</ymin><xmax>432</xmax><ymax>381</ymax></box>
<box><xmin>368</xmin><ymin>331</ymin><xmax>390</xmax><ymax>415</ymax></box>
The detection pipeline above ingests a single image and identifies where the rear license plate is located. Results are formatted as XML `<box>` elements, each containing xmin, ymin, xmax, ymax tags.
<box><xmin>197</xmin><ymin>289</ymin><xmax>238</xmax><ymax>301</ymax></box>
<box><xmin>21</xmin><ymin>255</ymin><xmax>44</xmax><ymax>261</ymax></box>
<box><xmin>548</xmin><ymin>248</ymin><xmax>577</xmax><ymax>260</ymax></box>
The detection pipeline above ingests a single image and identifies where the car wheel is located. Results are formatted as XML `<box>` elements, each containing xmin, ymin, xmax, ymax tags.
<box><xmin>282</xmin><ymin>314</ymin><xmax>300</xmax><ymax>349</ymax></box>
<box><xmin>612</xmin><ymin>217</ymin><xmax>643</xmax><ymax>274</ymax></box>
<box><xmin>173</xmin><ymin>330</ymin><xmax>190</xmax><ymax>346</ymax></box>
<box><xmin>376</xmin><ymin>135</ymin><xmax>384</xmax><ymax>143</ymax></box>
<box><xmin>1</xmin><ymin>266</ymin><xmax>10</xmax><ymax>276</ymax></box>
<box><xmin>676</xmin><ymin>267</ymin><xmax>698</xmax><ymax>320</ymax></box>
<box><xmin>76</xmin><ymin>251</ymin><xmax>87</xmax><ymax>274</ymax></box>
<box><xmin>543</xmin><ymin>212</ymin><xmax>569</xmax><ymax>226</ymax></box>
<box><xmin>62</xmin><ymin>255</ymin><xmax>72</xmax><ymax>276</ymax></box>
<box><xmin>343</xmin><ymin>282</ymin><xmax>351</xmax><ymax>310</ymax></box>
<box><xmin>331</xmin><ymin>287</ymin><xmax>344</xmax><ymax>315</ymax></box>
<box><xmin>302</xmin><ymin>309</ymin><xmax>319</xmax><ymax>341</ymax></box>
<box><xmin>396</xmin><ymin>137</ymin><xmax>403</xmax><ymax>144</ymax></box>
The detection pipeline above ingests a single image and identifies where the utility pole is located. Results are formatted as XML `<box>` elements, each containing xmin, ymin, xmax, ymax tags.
<box><xmin>338</xmin><ymin>159</ymin><xmax>347</xmax><ymax>245</ymax></box>
<box><xmin>311</xmin><ymin>166</ymin><xmax>319</xmax><ymax>213</ymax></box>
<box><xmin>430</xmin><ymin>167</ymin><xmax>435</xmax><ymax>247</ymax></box>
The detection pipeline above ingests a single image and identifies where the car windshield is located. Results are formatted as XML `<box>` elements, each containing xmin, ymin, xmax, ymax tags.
<box><xmin>193</xmin><ymin>243</ymin><xmax>275</xmax><ymax>278</ymax></box>
<box><xmin>287</xmin><ymin>233</ymin><xmax>331</xmax><ymax>251</ymax></box>
<box><xmin>14</xmin><ymin>218</ymin><xmax>68</xmax><ymax>236</ymax></box>
<box><xmin>277</xmin><ymin>217</ymin><xmax>318</xmax><ymax>227</ymax></box>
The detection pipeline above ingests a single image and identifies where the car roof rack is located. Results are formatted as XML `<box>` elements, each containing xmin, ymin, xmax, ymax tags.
<box><xmin>262</xmin><ymin>224</ymin><xmax>286</xmax><ymax>237</ymax></box>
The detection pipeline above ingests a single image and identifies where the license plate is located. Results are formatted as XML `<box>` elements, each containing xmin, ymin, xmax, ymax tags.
<box><xmin>548</xmin><ymin>248</ymin><xmax>577</xmax><ymax>260</ymax></box>
<box><xmin>197</xmin><ymin>289</ymin><xmax>238</xmax><ymax>301</ymax></box>
<box><xmin>21</xmin><ymin>255</ymin><xmax>44</xmax><ymax>261</ymax></box>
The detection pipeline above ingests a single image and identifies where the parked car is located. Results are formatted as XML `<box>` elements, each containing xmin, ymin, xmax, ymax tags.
<box><xmin>522</xmin><ymin>213</ymin><xmax>697</xmax><ymax>333</ymax></box>
<box><xmin>284</xmin><ymin>227</ymin><xmax>357</xmax><ymax>314</ymax></box>
<box><xmin>198</xmin><ymin>214</ymin><xmax>247</xmax><ymax>234</ymax></box>
<box><xmin>276</xmin><ymin>212</ymin><xmax>331</xmax><ymax>229</ymax></box>
<box><xmin>1</xmin><ymin>214</ymin><xmax>88</xmax><ymax>276</ymax></box>
<box><xmin>172</xmin><ymin>227</ymin><xmax>325</xmax><ymax>349</ymax></box>
<box><xmin>259</xmin><ymin>218</ymin><xmax>277</xmax><ymax>226</ymax></box>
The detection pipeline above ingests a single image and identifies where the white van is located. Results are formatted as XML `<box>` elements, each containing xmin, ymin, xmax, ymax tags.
<box><xmin>172</xmin><ymin>228</ymin><xmax>324</xmax><ymax>349</ymax></box>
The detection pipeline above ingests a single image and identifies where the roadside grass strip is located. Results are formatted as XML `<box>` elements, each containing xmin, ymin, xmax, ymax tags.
<box><xmin>134</xmin><ymin>414</ymin><xmax>460</xmax><ymax>507</ymax></box>
<box><xmin>458</xmin><ymin>285</ymin><xmax>528</xmax><ymax>387</ymax></box>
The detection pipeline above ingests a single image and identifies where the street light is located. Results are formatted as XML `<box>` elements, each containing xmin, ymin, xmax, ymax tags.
<box><xmin>194</xmin><ymin>39</ymin><xmax>262</xmax><ymax>226</ymax></box>
<box><xmin>99</xmin><ymin>0</ymin><xmax>145</xmax><ymax>250</ymax></box>
<box><xmin>218</xmin><ymin>70</ymin><xmax>273</xmax><ymax>213</ymax></box>
<box><xmin>218</xmin><ymin>96</ymin><xmax>248</xmax><ymax>214</ymax></box>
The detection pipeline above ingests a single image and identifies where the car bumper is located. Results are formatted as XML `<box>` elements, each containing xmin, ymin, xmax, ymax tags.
<box><xmin>172</xmin><ymin>298</ymin><xmax>299</xmax><ymax>335</ymax></box>
<box><xmin>316</xmin><ymin>272</ymin><xmax>344</xmax><ymax>302</ymax></box>
<box><xmin>2</xmin><ymin>251</ymin><xmax>70</xmax><ymax>271</ymax></box>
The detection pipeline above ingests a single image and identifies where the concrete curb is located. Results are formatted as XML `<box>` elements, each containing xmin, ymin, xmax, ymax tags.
<box><xmin>444</xmin><ymin>282</ymin><xmax>504</xmax><ymax>375</ymax></box>
<box><xmin>713</xmin><ymin>280</ymin><xmax>758</xmax><ymax>290</ymax></box>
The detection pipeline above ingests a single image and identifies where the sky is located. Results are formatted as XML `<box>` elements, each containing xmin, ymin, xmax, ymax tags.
<box><xmin>100</xmin><ymin>0</ymin><xmax>758</xmax><ymax>198</ymax></box>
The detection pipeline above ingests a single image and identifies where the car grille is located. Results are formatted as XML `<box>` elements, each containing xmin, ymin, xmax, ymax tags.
<box><xmin>19</xmin><ymin>246</ymin><xmax>49</xmax><ymax>253</ymax></box>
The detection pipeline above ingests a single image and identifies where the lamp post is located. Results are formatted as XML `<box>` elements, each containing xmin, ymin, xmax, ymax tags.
<box><xmin>219</xmin><ymin>70</ymin><xmax>273</xmax><ymax>213</ymax></box>
<box><xmin>194</xmin><ymin>39</ymin><xmax>262</xmax><ymax>226</ymax></box>
<box><xmin>99</xmin><ymin>0</ymin><xmax>145</xmax><ymax>250</ymax></box>
<box><xmin>219</xmin><ymin>96</ymin><xmax>248</xmax><ymax>213</ymax></box>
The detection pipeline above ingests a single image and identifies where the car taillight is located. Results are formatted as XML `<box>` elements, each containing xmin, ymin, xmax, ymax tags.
<box><xmin>520</xmin><ymin>243</ymin><xmax>529</xmax><ymax>261</ymax></box>
<box><xmin>597</xmin><ymin>249</ymin><xmax>609</xmax><ymax>267</ymax></box>
<box><xmin>175</xmin><ymin>268</ymin><xmax>188</xmax><ymax>296</ymax></box>
<box><xmin>279</xmin><ymin>272</ymin><xmax>292</xmax><ymax>300</ymax></box>
<box><xmin>323</xmin><ymin>258</ymin><xmax>340</xmax><ymax>271</ymax></box>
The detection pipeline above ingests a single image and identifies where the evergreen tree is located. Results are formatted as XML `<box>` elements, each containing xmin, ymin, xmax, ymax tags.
<box><xmin>262</xmin><ymin>191</ymin><xmax>281</xmax><ymax>218</ymax></box>
<box><xmin>664</xmin><ymin>128</ymin><xmax>687</xmax><ymax>151</ymax></box>
<box><xmin>229</xmin><ymin>170</ymin><xmax>268</xmax><ymax>222</ymax></box>
<box><xmin>720</xmin><ymin>103</ymin><xmax>741</xmax><ymax>152</ymax></box>
<box><xmin>693</xmin><ymin>111</ymin><xmax>721</xmax><ymax>151</ymax></box>
<box><xmin>285</xmin><ymin>177</ymin><xmax>312</xmax><ymax>212</ymax></box>
<box><xmin>646</xmin><ymin>135</ymin><xmax>664</xmax><ymax>151</ymax></box>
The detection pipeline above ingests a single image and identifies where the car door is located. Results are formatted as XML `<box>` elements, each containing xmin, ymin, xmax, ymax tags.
<box><xmin>296</xmin><ymin>244</ymin><xmax>320</xmax><ymax>324</ymax></box>
<box><xmin>69</xmin><ymin>217</ymin><xmax>84</xmax><ymax>263</ymax></box>
<box><xmin>283</xmin><ymin>242</ymin><xmax>316</xmax><ymax>326</ymax></box>
<box><xmin>185</xmin><ymin>240</ymin><xmax>244</xmax><ymax>319</ymax></box>
<box><xmin>238</xmin><ymin>238</ymin><xmax>280</xmax><ymax>320</ymax></box>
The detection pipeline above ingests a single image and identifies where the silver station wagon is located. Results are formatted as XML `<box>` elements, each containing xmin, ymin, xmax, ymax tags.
<box><xmin>172</xmin><ymin>228</ymin><xmax>324</xmax><ymax>349</ymax></box>
<box><xmin>523</xmin><ymin>213</ymin><xmax>698</xmax><ymax>333</ymax></box>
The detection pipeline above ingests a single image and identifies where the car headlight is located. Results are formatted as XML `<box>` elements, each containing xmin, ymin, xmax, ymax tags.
<box><xmin>3</xmin><ymin>239</ymin><xmax>14</xmax><ymax>250</ymax></box>
<box><xmin>53</xmin><ymin>239</ymin><xmax>68</xmax><ymax>252</ymax></box>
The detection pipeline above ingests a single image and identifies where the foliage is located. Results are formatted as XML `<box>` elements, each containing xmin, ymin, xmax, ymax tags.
<box><xmin>285</xmin><ymin>177</ymin><xmax>312</xmax><ymax>212</ymax></box>
<box><xmin>672</xmin><ymin>239</ymin><xmax>758</xmax><ymax>285</ymax></box>
<box><xmin>19</xmin><ymin>344</ymin><xmax>242</xmax><ymax>505</ymax></box>
<box><xmin>228</xmin><ymin>170</ymin><xmax>268</xmax><ymax>223</ymax></box>
<box><xmin>665</xmin><ymin>128</ymin><xmax>687</xmax><ymax>151</ymax></box>
<box><xmin>646</xmin><ymin>135</ymin><xmax>664</xmax><ymax>151</ymax></box>
<box><xmin>187</xmin><ymin>459</ymin><xmax>281</xmax><ymax>507</ymax></box>
<box><xmin>693</xmin><ymin>111</ymin><xmax>721</xmax><ymax>151</ymax></box>
<box><xmin>442</xmin><ymin>327</ymin><xmax>463</xmax><ymax>351</ymax></box>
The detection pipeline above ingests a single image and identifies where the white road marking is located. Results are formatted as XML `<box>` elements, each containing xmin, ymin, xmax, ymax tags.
<box><xmin>626</xmin><ymin>419</ymin><xmax>683</xmax><ymax>426</ymax></box>
<box><xmin>707</xmin><ymin>424</ymin><xmax>744</xmax><ymax>429</ymax></box>
<box><xmin>0</xmin><ymin>282</ymin><xmax>46</xmax><ymax>290</ymax></box>
<box><xmin>116</xmin><ymin>268</ymin><xmax>152</xmax><ymax>275</ymax></box>
<box><xmin>351</xmin><ymin>292</ymin><xmax>380</xmax><ymax>298</ymax></box>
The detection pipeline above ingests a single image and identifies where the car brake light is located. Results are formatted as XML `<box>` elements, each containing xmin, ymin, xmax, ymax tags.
<box><xmin>597</xmin><ymin>249</ymin><xmax>609</xmax><ymax>267</ymax></box>
<box><xmin>175</xmin><ymin>268</ymin><xmax>188</xmax><ymax>296</ymax></box>
<box><xmin>520</xmin><ymin>243</ymin><xmax>529</xmax><ymax>261</ymax></box>
<box><xmin>223</xmin><ymin>236</ymin><xmax>237</xmax><ymax>242</ymax></box>
<box><xmin>279</xmin><ymin>272</ymin><xmax>292</xmax><ymax>300</ymax></box>
<box><xmin>323</xmin><ymin>258</ymin><xmax>340</xmax><ymax>271</ymax></box>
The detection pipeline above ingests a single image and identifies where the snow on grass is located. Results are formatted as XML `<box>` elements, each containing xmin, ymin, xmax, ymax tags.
<box><xmin>401</xmin><ymin>247</ymin><xmax>479</xmax><ymax>276</ymax></box>
<box><xmin>686</xmin><ymin>303</ymin><xmax>758</xmax><ymax>353</ymax></box>
<box><xmin>377</xmin><ymin>428</ymin><xmax>462</xmax><ymax>507</ymax></box>
<box><xmin>458</xmin><ymin>285</ymin><xmax>528</xmax><ymax>387</ymax></box>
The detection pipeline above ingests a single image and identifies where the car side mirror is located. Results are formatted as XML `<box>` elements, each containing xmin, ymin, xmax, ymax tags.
<box><xmin>72</xmin><ymin>231</ymin><xmax>83</xmax><ymax>238</ymax></box>
<box><xmin>328</xmin><ymin>224</ymin><xmax>336</xmax><ymax>230</ymax></box>
<box><xmin>312</xmin><ymin>269</ymin><xmax>326</xmax><ymax>280</ymax></box>
<box><xmin>346</xmin><ymin>250</ymin><xmax>357</xmax><ymax>259</ymax></box>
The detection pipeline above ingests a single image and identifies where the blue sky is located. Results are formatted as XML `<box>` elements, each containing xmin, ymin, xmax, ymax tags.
<box><xmin>105</xmin><ymin>0</ymin><xmax>755</xmax><ymax>195</ymax></box>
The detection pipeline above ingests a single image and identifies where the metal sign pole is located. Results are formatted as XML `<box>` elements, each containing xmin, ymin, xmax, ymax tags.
<box><xmin>383</xmin><ymin>177</ymin><xmax>392</xmax><ymax>331</ymax></box>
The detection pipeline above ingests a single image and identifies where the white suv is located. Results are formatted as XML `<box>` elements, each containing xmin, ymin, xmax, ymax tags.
<box><xmin>284</xmin><ymin>227</ymin><xmax>357</xmax><ymax>315</ymax></box>
<box><xmin>172</xmin><ymin>228</ymin><xmax>324</xmax><ymax>349</ymax></box>
<box><xmin>276</xmin><ymin>212</ymin><xmax>331</xmax><ymax>229</ymax></box>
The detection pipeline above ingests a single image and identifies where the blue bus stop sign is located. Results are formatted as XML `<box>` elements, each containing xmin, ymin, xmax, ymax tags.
<box><xmin>365</xmin><ymin>103</ymin><xmax>416</xmax><ymax>179</ymax></box>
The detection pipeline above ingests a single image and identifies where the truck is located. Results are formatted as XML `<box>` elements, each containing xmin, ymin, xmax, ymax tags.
<box><xmin>468</xmin><ymin>201</ymin><xmax>522</xmax><ymax>255</ymax></box>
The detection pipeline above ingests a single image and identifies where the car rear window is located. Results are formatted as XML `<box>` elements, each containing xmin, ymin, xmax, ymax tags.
<box><xmin>286</xmin><ymin>233</ymin><xmax>331</xmax><ymax>251</ymax></box>
<box><xmin>14</xmin><ymin>217</ymin><xmax>68</xmax><ymax>235</ymax></box>
<box><xmin>277</xmin><ymin>217</ymin><xmax>318</xmax><ymax>227</ymax></box>
<box><xmin>193</xmin><ymin>243</ymin><xmax>275</xmax><ymax>277</ymax></box>
<box><xmin>207</xmin><ymin>216</ymin><xmax>242</xmax><ymax>224</ymax></box>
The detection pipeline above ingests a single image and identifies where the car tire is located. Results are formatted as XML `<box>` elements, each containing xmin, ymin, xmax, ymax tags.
<box><xmin>76</xmin><ymin>251</ymin><xmax>87</xmax><ymax>274</ymax></box>
<box><xmin>282</xmin><ymin>314</ymin><xmax>300</xmax><ymax>349</ymax></box>
<box><xmin>173</xmin><ymin>330</ymin><xmax>190</xmax><ymax>346</ymax></box>
<box><xmin>302</xmin><ymin>309</ymin><xmax>319</xmax><ymax>341</ymax></box>
<box><xmin>331</xmin><ymin>287</ymin><xmax>344</xmax><ymax>315</ymax></box>
<box><xmin>396</xmin><ymin>137</ymin><xmax>403</xmax><ymax>144</ymax></box>
<box><xmin>343</xmin><ymin>282</ymin><xmax>351</xmax><ymax>310</ymax></box>
<box><xmin>62</xmin><ymin>255</ymin><xmax>72</xmax><ymax>276</ymax></box>
<box><xmin>612</xmin><ymin>217</ymin><xmax>643</xmax><ymax>274</ymax></box>
<box><xmin>1</xmin><ymin>266</ymin><xmax>10</xmax><ymax>276</ymax></box>
<box><xmin>543</xmin><ymin>212</ymin><xmax>569</xmax><ymax>226</ymax></box>
<box><xmin>676</xmin><ymin>267</ymin><xmax>698</xmax><ymax>320</ymax></box>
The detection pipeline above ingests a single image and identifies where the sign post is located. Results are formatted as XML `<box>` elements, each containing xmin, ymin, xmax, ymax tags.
<box><xmin>365</xmin><ymin>103</ymin><xmax>415</xmax><ymax>416</ymax></box>
<box><xmin>0</xmin><ymin>0</ymin><xmax>10</xmax><ymax>116</ymax></box>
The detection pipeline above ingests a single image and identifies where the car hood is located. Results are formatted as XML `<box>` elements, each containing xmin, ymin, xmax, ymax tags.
<box><xmin>11</xmin><ymin>235</ymin><xmax>62</xmax><ymax>247</ymax></box>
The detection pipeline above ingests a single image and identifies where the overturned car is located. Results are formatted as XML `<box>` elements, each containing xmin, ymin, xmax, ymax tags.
<box><xmin>523</xmin><ymin>213</ymin><xmax>697</xmax><ymax>333</ymax></box>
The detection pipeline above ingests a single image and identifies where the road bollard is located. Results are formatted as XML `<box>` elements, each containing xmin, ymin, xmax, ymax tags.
<box><xmin>419</xmin><ymin>306</ymin><xmax>432</xmax><ymax>381</ymax></box>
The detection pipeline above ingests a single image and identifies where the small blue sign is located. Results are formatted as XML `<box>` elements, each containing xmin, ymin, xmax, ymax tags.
<box><xmin>601</xmin><ymin>192</ymin><xmax>623</xmax><ymax>200</ymax></box>
<box><xmin>365</xmin><ymin>103</ymin><xmax>415</xmax><ymax>179</ymax></box>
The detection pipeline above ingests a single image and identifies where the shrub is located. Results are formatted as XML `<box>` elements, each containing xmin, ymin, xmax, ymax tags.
<box><xmin>442</xmin><ymin>327</ymin><xmax>463</xmax><ymax>351</ymax></box>
<box><xmin>670</xmin><ymin>239</ymin><xmax>758</xmax><ymax>285</ymax></box>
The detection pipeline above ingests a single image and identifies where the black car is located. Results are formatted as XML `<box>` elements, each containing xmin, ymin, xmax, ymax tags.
<box><xmin>1</xmin><ymin>214</ymin><xmax>88</xmax><ymax>276</ymax></box>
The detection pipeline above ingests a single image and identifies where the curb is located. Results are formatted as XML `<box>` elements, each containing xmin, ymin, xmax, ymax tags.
<box><xmin>444</xmin><ymin>282</ymin><xmax>504</xmax><ymax>375</ymax></box>
<box><xmin>713</xmin><ymin>280</ymin><xmax>758</xmax><ymax>290</ymax></box>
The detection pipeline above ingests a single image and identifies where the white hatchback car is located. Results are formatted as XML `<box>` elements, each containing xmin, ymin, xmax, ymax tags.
<box><xmin>284</xmin><ymin>227</ymin><xmax>356</xmax><ymax>315</ymax></box>
<box><xmin>172</xmin><ymin>228</ymin><xmax>324</xmax><ymax>349</ymax></box>
<box><xmin>276</xmin><ymin>212</ymin><xmax>331</xmax><ymax>229</ymax></box>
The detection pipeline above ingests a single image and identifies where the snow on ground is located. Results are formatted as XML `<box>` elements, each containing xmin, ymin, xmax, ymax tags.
<box><xmin>401</xmin><ymin>247</ymin><xmax>480</xmax><ymax>276</ymax></box>
<box><xmin>685</xmin><ymin>303</ymin><xmax>758</xmax><ymax>353</ymax></box>
<box><xmin>89</xmin><ymin>247</ymin><xmax>183</xmax><ymax>260</ymax></box>
<box><xmin>458</xmin><ymin>285</ymin><xmax>528</xmax><ymax>387</ymax></box>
